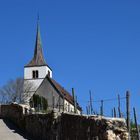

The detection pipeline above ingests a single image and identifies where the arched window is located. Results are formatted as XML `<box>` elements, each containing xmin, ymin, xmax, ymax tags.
<box><xmin>32</xmin><ymin>70</ymin><xmax>39</xmax><ymax>79</ymax></box>
<box><xmin>36</xmin><ymin>70</ymin><xmax>38</xmax><ymax>78</ymax></box>
<box><xmin>32</xmin><ymin>71</ymin><xmax>35</xmax><ymax>78</ymax></box>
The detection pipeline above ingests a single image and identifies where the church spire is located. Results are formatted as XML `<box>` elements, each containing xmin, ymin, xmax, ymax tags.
<box><xmin>25</xmin><ymin>17</ymin><xmax>47</xmax><ymax>67</ymax></box>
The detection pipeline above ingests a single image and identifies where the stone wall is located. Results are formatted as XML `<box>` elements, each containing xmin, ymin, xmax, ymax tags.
<box><xmin>60</xmin><ymin>114</ymin><xmax>128</xmax><ymax>140</ymax></box>
<box><xmin>0</xmin><ymin>104</ymin><xmax>128</xmax><ymax>140</ymax></box>
<box><xmin>0</xmin><ymin>104</ymin><xmax>24</xmax><ymax>129</ymax></box>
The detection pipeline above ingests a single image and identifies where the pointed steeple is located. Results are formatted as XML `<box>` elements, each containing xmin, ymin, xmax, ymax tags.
<box><xmin>25</xmin><ymin>17</ymin><xmax>47</xmax><ymax>67</ymax></box>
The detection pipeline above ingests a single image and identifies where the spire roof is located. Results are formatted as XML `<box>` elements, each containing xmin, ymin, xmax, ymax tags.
<box><xmin>25</xmin><ymin>19</ymin><xmax>47</xmax><ymax>67</ymax></box>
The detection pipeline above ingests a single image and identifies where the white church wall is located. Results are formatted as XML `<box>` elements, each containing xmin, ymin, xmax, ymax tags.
<box><xmin>24</xmin><ymin>66</ymin><xmax>52</xmax><ymax>79</ymax></box>
<box><xmin>26</xmin><ymin>79</ymin><xmax>43</xmax><ymax>89</ymax></box>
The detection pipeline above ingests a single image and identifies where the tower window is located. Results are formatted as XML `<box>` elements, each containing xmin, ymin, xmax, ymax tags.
<box><xmin>36</xmin><ymin>70</ymin><xmax>38</xmax><ymax>78</ymax></box>
<box><xmin>32</xmin><ymin>70</ymin><xmax>39</xmax><ymax>79</ymax></box>
<box><xmin>32</xmin><ymin>71</ymin><xmax>35</xmax><ymax>78</ymax></box>
<box><xmin>48</xmin><ymin>70</ymin><xmax>50</xmax><ymax>77</ymax></box>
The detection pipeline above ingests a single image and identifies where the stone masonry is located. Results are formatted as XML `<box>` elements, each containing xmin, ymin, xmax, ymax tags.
<box><xmin>0</xmin><ymin>104</ymin><xmax>128</xmax><ymax>140</ymax></box>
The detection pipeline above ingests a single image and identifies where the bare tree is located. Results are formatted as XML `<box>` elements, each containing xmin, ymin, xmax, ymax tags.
<box><xmin>22</xmin><ymin>79</ymin><xmax>35</xmax><ymax>105</ymax></box>
<box><xmin>0</xmin><ymin>78</ymin><xmax>34</xmax><ymax>104</ymax></box>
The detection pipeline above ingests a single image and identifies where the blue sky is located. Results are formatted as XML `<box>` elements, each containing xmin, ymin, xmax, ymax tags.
<box><xmin>0</xmin><ymin>0</ymin><xmax>140</xmax><ymax>121</ymax></box>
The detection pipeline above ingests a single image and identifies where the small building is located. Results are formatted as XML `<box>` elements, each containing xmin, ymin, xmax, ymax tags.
<box><xmin>23</xmin><ymin>20</ymin><xmax>82</xmax><ymax>114</ymax></box>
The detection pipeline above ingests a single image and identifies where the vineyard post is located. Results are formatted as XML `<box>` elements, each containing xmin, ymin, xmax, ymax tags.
<box><xmin>112</xmin><ymin>109</ymin><xmax>114</xmax><ymax>117</ymax></box>
<box><xmin>89</xmin><ymin>90</ymin><xmax>93</xmax><ymax>114</ymax></box>
<box><xmin>118</xmin><ymin>94</ymin><xmax>121</xmax><ymax>118</ymax></box>
<box><xmin>126</xmin><ymin>91</ymin><xmax>130</xmax><ymax>140</ymax></box>
<box><xmin>86</xmin><ymin>106</ymin><xmax>89</xmax><ymax>115</ymax></box>
<box><xmin>100</xmin><ymin>100</ymin><xmax>103</xmax><ymax>116</ymax></box>
<box><xmin>114</xmin><ymin>107</ymin><xmax>116</xmax><ymax>117</ymax></box>
<box><xmin>72</xmin><ymin>88</ymin><xmax>76</xmax><ymax>113</ymax></box>
<box><xmin>133</xmin><ymin>107</ymin><xmax>140</xmax><ymax>140</ymax></box>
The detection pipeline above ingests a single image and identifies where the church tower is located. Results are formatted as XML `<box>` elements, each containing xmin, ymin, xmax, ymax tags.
<box><xmin>24</xmin><ymin>20</ymin><xmax>52</xmax><ymax>93</ymax></box>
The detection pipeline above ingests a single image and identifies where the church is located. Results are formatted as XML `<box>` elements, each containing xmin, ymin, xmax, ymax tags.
<box><xmin>23</xmin><ymin>20</ymin><xmax>82</xmax><ymax>114</ymax></box>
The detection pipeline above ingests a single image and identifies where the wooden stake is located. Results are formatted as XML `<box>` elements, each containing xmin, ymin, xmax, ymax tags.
<box><xmin>75</xmin><ymin>96</ymin><xmax>77</xmax><ymax>113</ymax></box>
<box><xmin>133</xmin><ymin>107</ymin><xmax>140</xmax><ymax>140</ymax></box>
<box><xmin>89</xmin><ymin>90</ymin><xmax>93</xmax><ymax>114</ymax></box>
<box><xmin>114</xmin><ymin>107</ymin><xmax>116</xmax><ymax>118</ymax></box>
<box><xmin>126</xmin><ymin>91</ymin><xmax>131</xmax><ymax>140</ymax></box>
<box><xmin>86</xmin><ymin>106</ymin><xmax>88</xmax><ymax>115</ymax></box>
<box><xmin>112</xmin><ymin>109</ymin><xmax>114</xmax><ymax>117</ymax></box>
<box><xmin>72</xmin><ymin>88</ymin><xmax>76</xmax><ymax>113</ymax></box>
<box><xmin>72</xmin><ymin>88</ymin><xmax>75</xmax><ymax>101</ymax></box>
<box><xmin>100</xmin><ymin>100</ymin><xmax>103</xmax><ymax>116</ymax></box>
<box><xmin>118</xmin><ymin>94</ymin><xmax>121</xmax><ymax>118</ymax></box>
